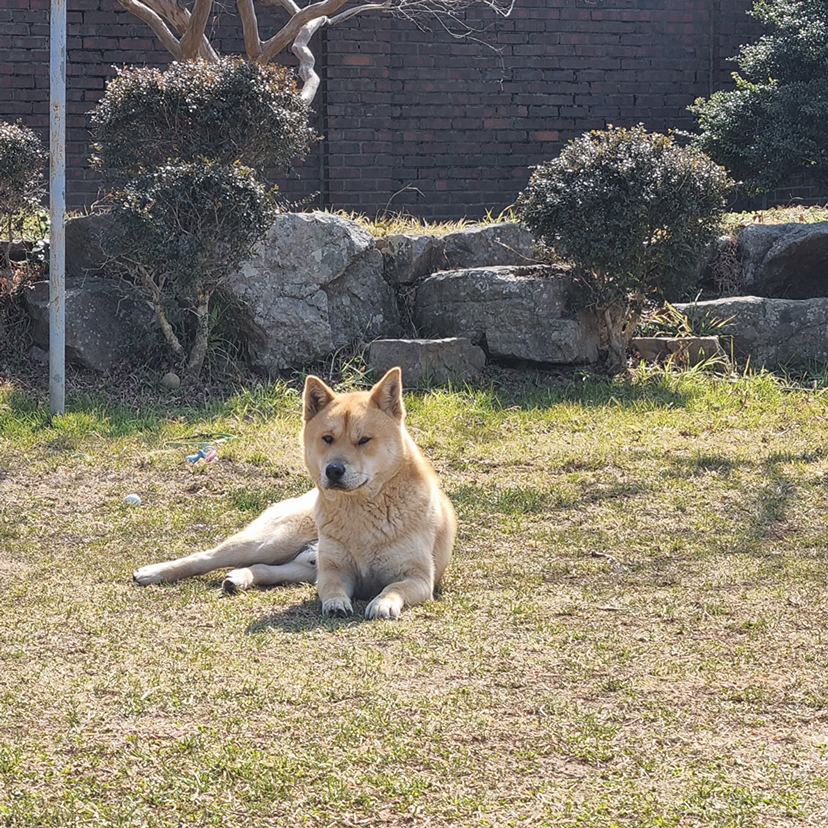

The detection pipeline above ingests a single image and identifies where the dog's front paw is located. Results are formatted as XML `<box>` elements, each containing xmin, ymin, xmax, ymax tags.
<box><xmin>365</xmin><ymin>595</ymin><xmax>402</xmax><ymax>621</ymax></box>
<box><xmin>321</xmin><ymin>596</ymin><xmax>353</xmax><ymax>617</ymax></box>
<box><xmin>223</xmin><ymin>568</ymin><xmax>254</xmax><ymax>594</ymax></box>
<box><xmin>133</xmin><ymin>564</ymin><xmax>169</xmax><ymax>586</ymax></box>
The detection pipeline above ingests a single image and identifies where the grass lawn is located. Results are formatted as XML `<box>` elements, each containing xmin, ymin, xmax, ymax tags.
<box><xmin>1</xmin><ymin>366</ymin><xmax>828</xmax><ymax>826</ymax></box>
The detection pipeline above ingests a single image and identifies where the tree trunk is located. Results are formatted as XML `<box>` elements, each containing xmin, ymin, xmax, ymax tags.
<box><xmin>185</xmin><ymin>291</ymin><xmax>212</xmax><ymax>380</ymax></box>
<box><xmin>602</xmin><ymin>301</ymin><xmax>641</xmax><ymax>375</ymax></box>
<box><xmin>139</xmin><ymin>268</ymin><xmax>185</xmax><ymax>360</ymax></box>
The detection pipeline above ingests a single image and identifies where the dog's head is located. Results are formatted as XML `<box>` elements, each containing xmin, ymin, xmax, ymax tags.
<box><xmin>302</xmin><ymin>367</ymin><xmax>407</xmax><ymax>495</ymax></box>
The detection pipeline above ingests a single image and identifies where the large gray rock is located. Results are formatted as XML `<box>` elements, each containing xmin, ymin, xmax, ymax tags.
<box><xmin>227</xmin><ymin>212</ymin><xmax>400</xmax><ymax>372</ymax></box>
<box><xmin>375</xmin><ymin>234</ymin><xmax>437</xmax><ymax>286</ymax></box>
<box><xmin>376</xmin><ymin>223</ymin><xmax>537</xmax><ymax>286</ymax></box>
<box><xmin>739</xmin><ymin>222</ymin><xmax>828</xmax><ymax>298</ymax></box>
<box><xmin>64</xmin><ymin>213</ymin><xmax>115</xmax><ymax>278</ymax></box>
<box><xmin>435</xmin><ymin>223</ymin><xmax>537</xmax><ymax>271</ymax></box>
<box><xmin>674</xmin><ymin>295</ymin><xmax>828</xmax><ymax>367</ymax></box>
<box><xmin>414</xmin><ymin>265</ymin><xmax>600</xmax><ymax>364</ymax></box>
<box><xmin>367</xmin><ymin>337</ymin><xmax>486</xmax><ymax>387</ymax></box>
<box><xmin>327</xmin><ymin>248</ymin><xmax>400</xmax><ymax>350</ymax></box>
<box><xmin>24</xmin><ymin>277</ymin><xmax>158</xmax><ymax>372</ymax></box>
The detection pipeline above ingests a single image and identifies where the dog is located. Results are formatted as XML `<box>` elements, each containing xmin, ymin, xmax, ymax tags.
<box><xmin>133</xmin><ymin>368</ymin><xmax>457</xmax><ymax>620</ymax></box>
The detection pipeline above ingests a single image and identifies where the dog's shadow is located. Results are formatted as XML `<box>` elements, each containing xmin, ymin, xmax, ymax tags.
<box><xmin>245</xmin><ymin>599</ymin><xmax>369</xmax><ymax>634</ymax></box>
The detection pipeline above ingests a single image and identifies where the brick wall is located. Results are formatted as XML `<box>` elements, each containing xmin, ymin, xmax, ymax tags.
<box><xmin>3</xmin><ymin>0</ymin><xmax>808</xmax><ymax>220</ymax></box>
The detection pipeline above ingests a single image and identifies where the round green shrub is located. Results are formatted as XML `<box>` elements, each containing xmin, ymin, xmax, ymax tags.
<box><xmin>113</xmin><ymin>160</ymin><xmax>275</xmax><ymax>299</ymax></box>
<box><xmin>0</xmin><ymin>120</ymin><xmax>46</xmax><ymax>218</ymax></box>
<box><xmin>90</xmin><ymin>57</ymin><xmax>315</xmax><ymax>184</ymax></box>
<box><xmin>690</xmin><ymin>0</ymin><xmax>828</xmax><ymax>194</ymax></box>
<box><xmin>518</xmin><ymin>125</ymin><xmax>733</xmax><ymax>307</ymax></box>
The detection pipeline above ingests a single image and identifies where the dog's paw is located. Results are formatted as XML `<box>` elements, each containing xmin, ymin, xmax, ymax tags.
<box><xmin>365</xmin><ymin>595</ymin><xmax>402</xmax><ymax>621</ymax></box>
<box><xmin>321</xmin><ymin>597</ymin><xmax>353</xmax><ymax>617</ymax></box>
<box><xmin>222</xmin><ymin>568</ymin><xmax>254</xmax><ymax>594</ymax></box>
<box><xmin>133</xmin><ymin>564</ymin><xmax>168</xmax><ymax>586</ymax></box>
<box><xmin>296</xmin><ymin>542</ymin><xmax>318</xmax><ymax>568</ymax></box>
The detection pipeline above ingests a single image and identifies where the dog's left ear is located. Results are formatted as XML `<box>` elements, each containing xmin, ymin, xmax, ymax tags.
<box><xmin>369</xmin><ymin>367</ymin><xmax>405</xmax><ymax>420</ymax></box>
<box><xmin>304</xmin><ymin>375</ymin><xmax>336</xmax><ymax>421</ymax></box>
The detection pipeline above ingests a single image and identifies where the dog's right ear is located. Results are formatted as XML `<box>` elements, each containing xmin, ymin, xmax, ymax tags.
<box><xmin>303</xmin><ymin>376</ymin><xmax>335</xmax><ymax>421</ymax></box>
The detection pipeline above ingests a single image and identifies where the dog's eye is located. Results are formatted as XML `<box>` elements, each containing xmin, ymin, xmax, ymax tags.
<box><xmin>322</xmin><ymin>435</ymin><xmax>334</xmax><ymax>445</ymax></box>
<box><xmin>358</xmin><ymin>436</ymin><xmax>371</xmax><ymax>446</ymax></box>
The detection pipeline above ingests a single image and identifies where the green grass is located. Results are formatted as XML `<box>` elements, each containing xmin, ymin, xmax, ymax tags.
<box><xmin>2</xmin><ymin>367</ymin><xmax>828</xmax><ymax>826</ymax></box>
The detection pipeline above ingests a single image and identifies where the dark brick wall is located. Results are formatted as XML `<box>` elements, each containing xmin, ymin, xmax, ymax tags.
<box><xmin>3</xmin><ymin>0</ymin><xmax>808</xmax><ymax>220</ymax></box>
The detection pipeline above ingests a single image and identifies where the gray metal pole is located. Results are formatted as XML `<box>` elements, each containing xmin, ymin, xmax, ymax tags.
<box><xmin>49</xmin><ymin>0</ymin><xmax>66</xmax><ymax>417</ymax></box>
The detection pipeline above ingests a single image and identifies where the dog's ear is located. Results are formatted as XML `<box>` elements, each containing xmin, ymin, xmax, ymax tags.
<box><xmin>369</xmin><ymin>367</ymin><xmax>405</xmax><ymax>420</ymax></box>
<box><xmin>303</xmin><ymin>375</ymin><xmax>335</xmax><ymax>421</ymax></box>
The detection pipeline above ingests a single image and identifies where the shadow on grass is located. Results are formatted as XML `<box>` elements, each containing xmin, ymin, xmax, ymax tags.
<box><xmin>451</xmin><ymin>446</ymin><xmax>823</xmax><ymax>562</ymax></box>
<box><xmin>477</xmin><ymin>370</ymin><xmax>698</xmax><ymax>412</ymax></box>
<box><xmin>246</xmin><ymin>599</ymin><xmax>368</xmax><ymax>634</ymax></box>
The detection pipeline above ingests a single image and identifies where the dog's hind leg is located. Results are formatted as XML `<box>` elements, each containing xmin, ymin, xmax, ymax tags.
<box><xmin>133</xmin><ymin>489</ymin><xmax>318</xmax><ymax>586</ymax></box>
<box><xmin>223</xmin><ymin>543</ymin><xmax>318</xmax><ymax>593</ymax></box>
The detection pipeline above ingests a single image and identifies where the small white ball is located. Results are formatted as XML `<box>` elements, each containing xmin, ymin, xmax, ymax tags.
<box><xmin>123</xmin><ymin>494</ymin><xmax>142</xmax><ymax>506</ymax></box>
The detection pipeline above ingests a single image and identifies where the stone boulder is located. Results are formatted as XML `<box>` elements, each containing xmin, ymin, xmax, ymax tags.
<box><xmin>226</xmin><ymin>212</ymin><xmax>400</xmax><ymax>373</ymax></box>
<box><xmin>414</xmin><ymin>265</ymin><xmax>601</xmax><ymax>364</ymax></box>
<box><xmin>367</xmin><ymin>337</ymin><xmax>486</xmax><ymax>387</ymax></box>
<box><xmin>435</xmin><ymin>223</ymin><xmax>537</xmax><ymax>270</ymax></box>
<box><xmin>64</xmin><ymin>213</ymin><xmax>115</xmax><ymax>278</ymax></box>
<box><xmin>374</xmin><ymin>234</ymin><xmax>437</xmax><ymax>286</ymax></box>
<box><xmin>739</xmin><ymin>222</ymin><xmax>828</xmax><ymax>298</ymax></box>
<box><xmin>376</xmin><ymin>222</ymin><xmax>537</xmax><ymax>286</ymax></box>
<box><xmin>24</xmin><ymin>277</ymin><xmax>159</xmax><ymax>372</ymax></box>
<box><xmin>674</xmin><ymin>295</ymin><xmax>828</xmax><ymax>367</ymax></box>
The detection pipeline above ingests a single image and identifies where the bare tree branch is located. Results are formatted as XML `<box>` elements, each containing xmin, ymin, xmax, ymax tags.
<box><xmin>259</xmin><ymin>0</ymin><xmax>350</xmax><ymax>64</ymax></box>
<box><xmin>118</xmin><ymin>0</ymin><xmax>219</xmax><ymax>61</ymax></box>
<box><xmin>237</xmin><ymin>0</ymin><xmax>264</xmax><ymax>60</ymax></box>
<box><xmin>120</xmin><ymin>0</ymin><xmax>514</xmax><ymax>100</ymax></box>
<box><xmin>292</xmin><ymin>17</ymin><xmax>328</xmax><ymax>102</ymax></box>
<box><xmin>117</xmin><ymin>0</ymin><xmax>185</xmax><ymax>59</ymax></box>
<box><xmin>178</xmin><ymin>0</ymin><xmax>215</xmax><ymax>58</ymax></box>
<box><xmin>328</xmin><ymin>1</ymin><xmax>391</xmax><ymax>26</ymax></box>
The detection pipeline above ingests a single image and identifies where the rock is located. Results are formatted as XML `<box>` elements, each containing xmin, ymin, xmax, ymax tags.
<box><xmin>674</xmin><ymin>295</ymin><xmax>828</xmax><ymax>367</ymax></box>
<box><xmin>739</xmin><ymin>222</ymin><xmax>828</xmax><ymax>298</ymax></box>
<box><xmin>434</xmin><ymin>223</ymin><xmax>537</xmax><ymax>271</ymax></box>
<box><xmin>327</xmin><ymin>248</ymin><xmax>400</xmax><ymax>350</ymax></box>
<box><xmin>64</xmin><ymin>213</ymin><xmax>116</xmax><ymax>278</ymax></box>
<box><xmin>367</xmin><ymin>337</ymin><xmax>486</xmax><ymax>387</ymax></box>
<box><xmin>161</xmin><ymin>371</ymin><xmax>181</xmax><ymax>390</ymax></box>
<box><xmin>375</xmin><ymin>234</ymin><xmax>437</xmax><ymax>286</ymax></box>
<box><xmin>414</xmin><ymin>265</ymin><xmax>601</xmax><ymax>364</ymax></box>
<box><xmin>631</xmin><ymin>336</ymin><xmax>727</xmax><ymax>366</ymax></box>
<box><xmin>227</xmin><ymin>212</ymin><xmax>400</xmax><ymax>372</ymax></box>
<box><xmin>376</xmin><ymin>223</ymin><xmax>537</xmax><ymax>286</ymax></box>
<box><xmin>24</xmin><ymin>277</ymin><xmax>159</xmax><ymax>372</ymax></box>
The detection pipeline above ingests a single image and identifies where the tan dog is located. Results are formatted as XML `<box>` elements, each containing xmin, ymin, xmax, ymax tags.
<box><xmin>134</xmin><ymin>368</ymin><xmax>456</xmax><ymax>620</ymax></box>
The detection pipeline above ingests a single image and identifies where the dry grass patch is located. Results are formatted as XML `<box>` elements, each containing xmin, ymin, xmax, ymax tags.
<box><xmin>1</xmin><ymin>368</ymin><xmax>828</xmax><ymax>826</ymax></box>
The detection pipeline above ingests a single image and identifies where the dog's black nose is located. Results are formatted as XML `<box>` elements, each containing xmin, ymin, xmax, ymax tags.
<box><xmin>325</xmin><ymin>462</ymin><xmax>346</xmax><ymax>483</ymax></box>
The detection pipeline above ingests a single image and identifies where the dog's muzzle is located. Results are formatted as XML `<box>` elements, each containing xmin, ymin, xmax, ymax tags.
<box><xmin>325</xmin><ymin>461</ymin><xmax>347</xmax><ymax>487</ymax></box>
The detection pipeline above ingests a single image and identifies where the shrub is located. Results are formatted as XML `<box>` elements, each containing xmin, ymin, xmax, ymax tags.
<box><xmin>0</xmin><ymin>120</ymin><xmax>46</xmax><ymax>249</ymax></box>
<box><xmin>517</xmin><ymin>125</ymin><xmax>733</xmax><ymax>373</ymax></box>
<box><xmin>90</xmin><ymin>57</ymin><xmax>313</xmax><ymax>380</ymax></box>
<box><xmin>112</xmin><ymin>161</ymin><xmax>275</xmax><ymax>378</ymax></box>
<box><xmin>90</xmin><ymin>57</ymin><xmax>314</xmax><ymax>184</ymax></box>
<box><xmin>690</xmin><ymin>0</ymin><xmax>828</xmax><ymax>194</ymax></box>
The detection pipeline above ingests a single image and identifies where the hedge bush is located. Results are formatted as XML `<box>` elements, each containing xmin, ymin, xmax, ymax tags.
<box><xmin>90</xmin><ymin>57</ymin><xmax>313</xmax><ymax>380</ymax></box>
<box><xmin>690</xmin><ymin>0</ymin><xmax>828</xmax><ymax>194</ymax></box>
<box><xmin>0</xmin><ymin>120</ymin><xmax>45</xmax><ymax>234</ymax></box>
<box><xmin>90</xmin><ymin>57</ymin><xmax>314</xmax><ymax>184</ymax></box>
<box><xmin>518</xmin><ymin>125</ymin><xmax>732</xmax><ymax>372</ymax></box>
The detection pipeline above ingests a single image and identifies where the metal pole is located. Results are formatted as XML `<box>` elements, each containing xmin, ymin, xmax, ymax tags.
<box><xmin>49</xmin><ymin>0</ymin><xmax>66</xmax><ymax>417</ymax></box>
